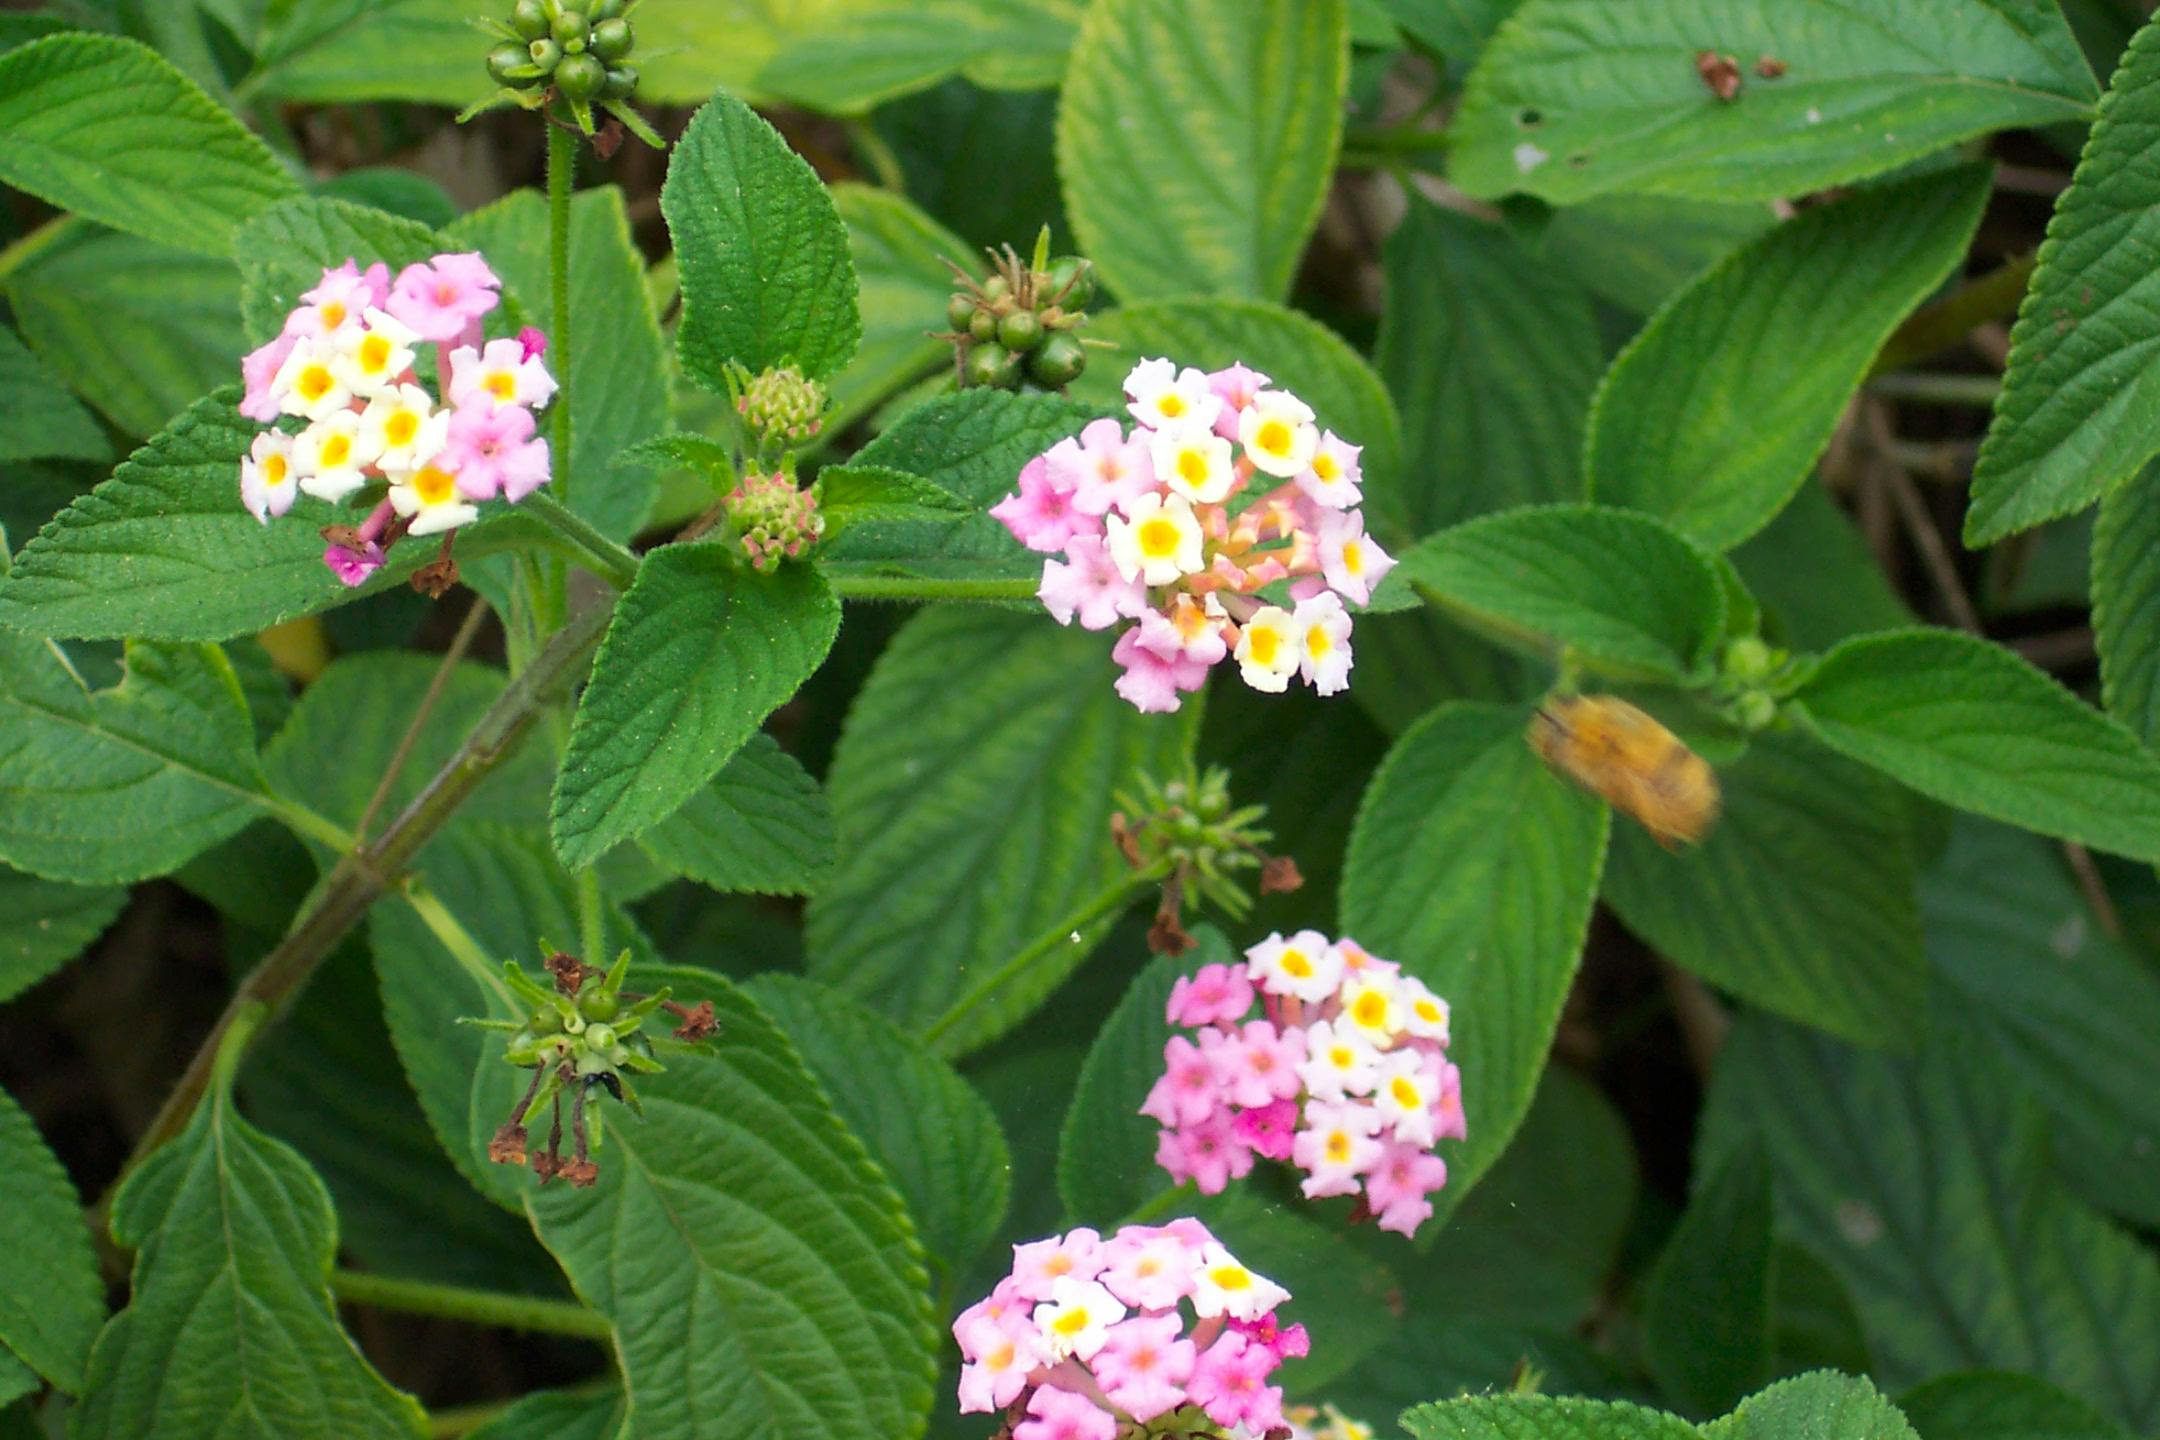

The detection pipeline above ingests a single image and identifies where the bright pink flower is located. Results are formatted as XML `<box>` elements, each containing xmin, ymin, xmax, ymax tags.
<box><xmin>448</xmin><ymin>336</ymin><xmax>558</xmax><ymax>412</ymax></box>
<box><xmin>1038</xmin><ymin>535</ymin><xmax>1145</xmax><ymax>631</ymax></box>
<box><xmin>1366</xmin><ymin>1140</ymin><xmax>1450</xmax><ymax>1237</ymax></box>
<box><xmin>1140</xmin><ymin>1034</ymin><xmax>1222</xmax><ymax>1129</ymax></box>
<box><xmin>1213</xmin><ymin>1021</ymin><xmax>1306</xmax><ymax>1109</ymax></box>
<box><xmin>953</xmin><ymin>1276</ymin><xmax>1030</xmax><ymax>1338</ymax></box>
<box><xmin>516</xmin><ymin>325</ymin><xmax>548</xmax><ymax>361</ymax></box>
<box><xmin>1009</xmin><ymin>1228</ymin><xmax>1104</xmax><ymax>1302</ymax></box>
<box><xmin>441</xmin><ymin>397</ymin><xmax>551</xmax><ymax>502</ymax></box>
<box><xmin>1164</xmin><ymin>1110</ymin><xmax>1253</xmax><ymax>1195</ymax></box>
<box><xmin>1232</xmin><ymin>1098</ymin><xmax>1299</xmax><ymax>1162</ymax></box>
<box><xmin>1098</xmin><ymin>1227</ymin><xmax>1197</xmax><ymax>1312</ymax></box>
<box><xmin>1187</xmin><ymin>1331</ymin><xmax>1283</xmax><ymax>1433</ymax></box>
<box><xmin>1206</xmin><ymin>363</ymin><xmax>1272</xmax><ymax>441</ymax></box>
<box><xmin>1232</xmin><ymin>1312</ymin><xmax>1310</xmax><ymax>1364</ymax></box>
<box><xmin>1049</xmin><ymin>418</ymin><xmax>1154</xmax><ymax>516</ymax></box>
<box><xmin>1432</xmin><ymin>1060</ymin><xmax>1467</xmax><ymax>1142</ymax></box>
<box><xmin>954</xmin><ymin>1311</ymin><xmax>1042</xmax><ymax>1413</ymax></box>
<box><xmin>321</xmin><ymin>499</ymin><xmax>395</xmax><ymax>588</ymax></box>
<box><xmin>1166</xmin><ymin>963</ymin><xmax>1254</xmax><ymax>1028</ymax></box>
<box><xmin>1013</xmin><ymin>1384</ymin><xmax>1116</xmax><ymax>1440</ymax></box>
<box><xmin>1090</xmin><ymin>1313</ymin><xmax>1195</xmax><ymax>1423</ymax></box>
<box><xmin>284</xmin><ymin>259</ymin><xmax>386</xmax><ymax>339</ymax></box>
<box><xmin>239</xmin><ymin>332</ymin><xmax>297</xmax><ymax>422</ymax></box>
<box><xmin>1111</xmin><ymin>627</ymin><xmax>1209</xmax><ymax>714</ymax></box>
<box><xmin>386</xmin><ymin>252</ymin><xmax>501</xmax><ymax>342</ymax></box>
<box><xmin>991</xmin><ymin>454</ymin><xmax>1097</xmax><ymax>553</ymax></box>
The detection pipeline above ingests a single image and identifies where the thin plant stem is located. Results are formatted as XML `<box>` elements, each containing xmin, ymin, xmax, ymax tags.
<box><xmin>919</xmin><ymin>874</ymin><xmax>1157</xmax><ymax>1049</ymax></box>
<box><xmin>522</xmin><ymin>491</ymin><xmax>641</xmax><ymax>589</ymax></box>
<box><xmin>1865</xmin><ymin>372</ymin><xmax>2002</xmax><ymax>408</ymax></box>
<box><xmin>329</xmin><ymin>1269</ymin><xmax>613</xmax><ymax>1341</ymax></box>
<box><xmin>823</xmin><ymin>573</ymin><xmax>1040</xmax><ymax>604</ymax></box>
<box><xmin>547</xmin><ymin>119</ymin><xmax>575</xmax><ymax>503</ymax></box>
<box><xmin>355</xmin><ymin>598</ymin><xmax>491</xmax><ymax>844</ymax></box>
<box><xmin>845</xmin><ymin>117</ymin><xmax>907</xmax><ymax>190</ymax></box>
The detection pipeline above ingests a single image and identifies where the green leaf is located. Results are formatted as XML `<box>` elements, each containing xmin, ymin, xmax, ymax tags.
<box><xmin>758</xmin><ymin>0</ymin><xmax>1081</xmax><ymax>113</ymax></box>
<box><xmin>1449</xmin><ymin>0</ymin><xmax>2096</xmax><ymax>205</ymax></box>
<box><xmin>7</xmin><ymin>226</ymin><xmax>243</xmax><ymax>438</ymax></box>
<box><xmin>0</xmin><ymin>634</ymin><xmax>278</xmax><ymax>884</ymax></box>
<box><xmin>447</xmin><ymin>187</ymin><xmax>670</xmax><ymax>541</ymax></box>
<box><xmin>1644</xmin><ymin>1141</ymin><xmax>1776</xmax><ymax>1419</ymax></box>
<box><xmin>245</xmin><ymin>0</ymin><xmax>495</xmax><ymax>106</ymax></box>
<box><xmin>1899</xmin><ymin>1372</ymin><xmax>2132</xmax><ymax>1440</ymax></box>
<box><xmin>75</xmin><ymin>1059</ymin><xmax>426</xmax><ymax>1439</ymax></box>
<box><xmin>1340</xmin><ymin>702</ymin><xmax>1609</xmax><ymax>1229</ymax></box>
<box><xmin>816</xmin><ymin>463</ymin><xmax>976</xmax><ymax>538</ymax></box>
<box><xmin>551</xmin><ymin>550</ymin><xmax>841</xmax><ymax>870</ymax></box>
<box><xmin>464</xmin><ymin>1389</ymin><xmax>627</xmax><ymax>1440</ymax></box>
<box><xmin>1057</xmin><ymin>0</ymin><xmax>1347</xmax><ymax>302</ymax></box>
<box><xmin>1969</xmin><ymin>19</ymin><xmax>2160</xmax><ymax>544</ymax></box>
<box><xmin>662</xmin><ymin>90</ymin><xmax>861</xmax><ymax>387</ymax></box>
<box><xmin>0</xmin><ymin>1085</ymin><xmax>102</xmax><ymax>1393</ymax></box>
<box><xmin>0</xmin><ymin>865</ymin><xmax>125</xmax><ymax>1003</ymax></box>
<box><xmin>1730</xmin><ymin>484</ymin><xmax>1912</xmax><ymax>652</ymax></box>
<box><xmin>1378</xmin><ymin>0</ymin><xmax>1521</xmax><ymax>59</ymax></box>
<box><xmin>1603</xmin><ymin>731</ymin><xmax>1925</xmax><ymax>1047</ymax></box>
<box><xmin>1392</xmin><ymin>505</ymin><xmax>1728</xmax><ymax>682</ymax></box>
<box><xmin>1374</xmin><ymin>200</ymin><xmax>1602</xmax><ymax>536</ymax></box>
<box><xmin>1586</xmin><ymin>167</ymin><xmax>1991</xmax><ymax>550</ymax></box>
<box><xmin>1068</xmin><ymin>299</ymin><xmax>1404</xmax><ymax>516</ymax></box>
<box><xmin>639</xmin><ymin>734</ymin><xmax>835</xmax><ymax>897</ymax></box>
<box><xmin>1704</xmin><ymin>1372</ymin><xmax>1917</xmax><ymax>1440</ymax></box>
<box><xmin>805</xmin><ymin>607</ymin><xmax>1199</xmax><ymax>1055</ymax></box>
<box><xmin>1539</xmin><ymin>194</ymin><xmax>1778</xmax><ymax>316</ymax></box>
<box><xmin>0</xmin><ymin>391</ymin><xmax>510</xmax><ymax>642</ymax></box>
<box><xmin>0</xmin><ymin>34</ymin><xmax>298</xmax><ymax>256</ymax></box>
<box><xmin>1700</xmin><ymin>1014</ymin><xmax>2160</xmax><ymax>1431</ymax></box>
<box><xmin>818</xmin><ymin>389</ymin><xmax>1101</xmax><ymax>582</ymax></box>
<box><xmin>1922</xmin><ymin>821</ymin><xmax>2160</xmax><ymax>1229</ymax></box>
<box><xmin>1792</xmin><ymin>627</ymin><xmax>2160</xmax><ymax>862</ymax></box>
<box><xmin>525</xmin><ymin>963</ymin><xmax>935</xmax><ymax>1440</ymax></box>
<box><xmin>828</xmin><ymin>184</ymin><xmax>967</xmax><ymax>433</ymax></box>
<box><xmin>235</xmin><ymin>195</ymin><xmax>444</xmax><ymax>346</ymax></box>
<box><xmin>1403</xmin><ymin>1395</ymin><xmax>1700</xmax><ymax>1440</ymax></box>
<box><xmin>2092</xmin><ymin>472</ymin><xmax>2160</xmax><ymax>745</ymax></box>
<box><xmin>0</xmin><ymin>323</ymin><xmax>106</xmax><ymax>465</ymax></box>
<box><xmin>747</xmin><ymin>973</ymin><xmax>1012</xmax><ymax>1280</ymax></box>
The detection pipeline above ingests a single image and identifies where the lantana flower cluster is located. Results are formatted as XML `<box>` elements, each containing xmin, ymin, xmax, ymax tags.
<box><xmin>235</xmin><ymin>253</ymin><xmax>555</xmax><ymax>586</ymax></box>
<box><xmin>1143</xmin><ymin>933</ymin><xmax>1464</xmax><ymax>1238</ymax></box>
<box><xmin>956</xmin><ymin>1220</ymin><xmax>1304</xmax><ymax>1439</ymax></box>
<box><xmin>991</xmin><ymin>357</ymin><xmax>1396</xmax><ymax>714</ymax></box>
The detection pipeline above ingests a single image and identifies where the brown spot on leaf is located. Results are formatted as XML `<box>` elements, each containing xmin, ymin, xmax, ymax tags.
<box><xmin>1696</xmin><ymin>50</ymin><xmax>1742</xmax><ymax>101</ymax></box>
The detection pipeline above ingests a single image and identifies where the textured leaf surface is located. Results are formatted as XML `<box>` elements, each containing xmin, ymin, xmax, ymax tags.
<box><xmin>640</xmin><ymin>734</ymin><xmax>835</xmax><ymax>897</ymax></box>
<box><xmin>1340</xmin><ymin>703</ymin><xmax>1609</xmax><ymax>1229</ymax></box>
<box><xmin>1393</xmin><ymin>505</ymin><xmax>1727</xmax><ymax>681</ymax></box>
<box><xmin>1604</xmin><ymin>731</ymin><xmax>1924</xmax><ymax>1046</ymax></box>
<box><xmin>1404</xmin><ymin>1395</ymin><xmax>1700</xmax><ymax>1440</ymax></box>
<box><xmin>663</xmin><ymin>90</ymin><xmax>861</xmax><ymax>386</ymax></box>
<box><xmin>551</xmin><ymin>551</ymin><xmax>840</xmax><ymax>870</ymax></box>
<box><xmin>2092</xmin><ymin>473</ymin><xmax>2160</xmax><ymax>746</ymax></box>
<box><xmin>0</xmin><ymin>865</ymin><xmax>124</xmax><ymax>1003</ymax></box>
<box><xmin>829</xmin><ymin>185</ymin><xmax>966</xmax><ymax>432</ymax></box>
<box><xmin>1701</xmin><ymin>1014</ymin><xmax>2160</xmax><ymax>1430</ymax></box>
<box><xmin>805</xmin><ymin>608</ymin><xmax>1198</xmax><ymax>1055</ymax></box>
<box><xmin>0</xmin><ymin>35</ymin><xmax>297</xmax><ymax>255</ymax></box>
<box><xmin>1793</xmin><ymin>628</ymin><xmax>2160</xmax><ymax>861</ymax></box>
<box><xmin>1375</xmin><ymin>201</ymin><xmax>1602</xmax><ymax>536</ymax></box>
<box><xmin>1644</xmin><ymin>1141</ymin><xmax>1776</xmax><ymax>1419</ymax></box>
<box><xmin>1969</xmin><ymin>19</ymin><xmax>2160</xmax><ymax>543</ymax></box>
<box><xmin>0</xmin><ymin>1086</ymin><xmax>102</xmax><ymax>1392</ymax></box>
<box><xmin>1069</xmin><ymin>299</ymin><xmax>1403</xmax><ymax>520</ymax></box>
<box><xmin>463</xmin><ymin>1389</ymin><xmax>627</xmax><ymax>1440</ymax></box>
<box><xmin>0</xmin><ymin>635</ymin><xmax>274</xmax><ymax>884</ymax></box>
<box><xmin>75</xmin><ymin>1069</ymin><xmax>425</xmax><ymax>1438</ymax></box>
<box><xmin>1450</xmin><ymin>0</ymin><xmax>2096</xmax><ymax>204</ymax></box>
<box><xmin>236</xmin><ymin>196</ymin><xmax>443</xmax><ymax>344</ymax></box>
<box><xmin>1922</xmin><ymin>822</ymin><xmax>2160</xmax><ymax>1228</ymax></box>
<box><xmin>526</xmin><ymin>964</ymin><xmax>935</xmax><ymax>1440</ymax></box>
<box><xmin>758</xmin><ymin>0</ymin><xmax>1080</xmax><ymax>113</ymax></box>
<box><xmin>1058</xmin><ymin>0</ymin><xmax>1346</xmax><ymax>302</ymax></box>
<box><xmin>749</xmin><ymin>974</ymin><xmax>1011</xmax><ymax>1279</ymax></box>
<box><xmin>1587</xmin><ymin>167</ymin><xmax>1990</xmax><ymax>550</ymax></box>
<box><xmin>0</xmin><ymin>324</ymin><xmax>106</xmax><ymax>465</ymax></box>
<box><xmin>1899</xmin><ymin>1372</ymin><xmax>2131</xmax><ymax>1440</ymax></box>
<box><xmin>1704</xmin><ymin>1372</ymin><xmax>1916</xmax><ymax>1440</ymax></box>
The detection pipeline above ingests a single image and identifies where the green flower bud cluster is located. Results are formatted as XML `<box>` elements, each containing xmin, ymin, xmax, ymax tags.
<box><xmin>1114</xmin><ymin>763</ymin><xmax>1301</xmax><ymax>954</ymax></box>
<box><xmin>471</xmin><ymin>0</ymin><xmax>662</xmax><ymax>148</ymax></box>
<box><xmin>736</xmin><ymin>365</ymin><xmax>828</xmax><ymax>453</ymax></box>
<box><xmin>726</xmin><ymin>470</ymin><xmax>826</xmax><ymax>572</ymax></box>
<box><xmin>945</xmin><ymin>231</ymin><xmax>1096</xmax><ymax>394</ymax></box>
<box><xmin>1709</xmin><ymin>634</ymin><xmax>1806</xmax><ymax>733</ymax></box>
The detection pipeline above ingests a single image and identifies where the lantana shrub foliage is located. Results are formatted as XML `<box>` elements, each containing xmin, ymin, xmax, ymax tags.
<box><xmin>2</xmin><ymin>1</ymin><xmax>2160</xmax><ymax>1439</ymax></box>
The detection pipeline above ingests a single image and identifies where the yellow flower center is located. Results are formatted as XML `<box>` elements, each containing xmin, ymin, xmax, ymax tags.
<box><xmin>1308</xmin><ymin>624</ymin><xmax>1332</xmax><ymax>658</ymax></box>
<box><xmin>1256</xmin><ymin>419</ymin><xmax>1291</xmax><ymax>456</ymax></box>
<box><xmin>319</xmin><ymin>433</ymin><xmax>352</xmax><ymax>469</ymax></box>
<box><xmin>1158</xmin><ymin>393</ymin><xmax>1185</xmax><ymax>419</ymax></box>
<box><xmin>1138</xmin><ymin>517</ymin><xmax>1182</xmax><ymax>558</ymax></box>
<box><xmin>262</xmin><ymin>453</ymin><xmax>289</xmax><ymax>487</ymax></box>
<box><xmin>987</xmin><ymin>1340</ymin><xmax>1016</xmax><ymax>1370</ymax></box>
<box><xmin>298</xmin><ymin>364</ymin><xmax>334</xmax><ymax>401</ymax></box>
<box><xmin>321</xmin><ymin>300</ymin><xmax>347</xmax><ymax>329</ymax></box>
<box><xmin>1352</xmin><ymin>992</ymin><xmax>1388</xmax><ymax>1028</ymax></box>
<box><xmin>1342</xmin><ymin>540</ymin><xmax>1365</xmax><ymax>575</ymax></box>
<box><xmin>1280</xmin><ymin>948</ymin><xmax>1311</xmax><ymax>978</ymax></box>
<box><xmin>413</xmin><ymin>465</ymin><xmax>457</xmax><ymax>505</ymax></box>
<box><xmin>359</xmin><ymin>334</ymin><xmax>393</xmax><ymax>372</ymax></box>
<box><xmin>1415</xmin><ymin>998</ymin><xmax>1443</xmax><ymax>1024</ymax></box>
<box><xmin>1176</xmin><ymin>449</ymin><xmax>1209</xmax><ymax>486</ymax></box>
<box><xmin>1209</xmin><ymin>1265</ymin><xmax>1251</xmax><ymax>1292</ymax></box>
<box><xmin>1324</xmin><ymin>1132</ymin><xmax>1351</xmax><ymax>1163</ymax></box>
<box><xmin>1045</xmin><ymin>1255</ymin><xmax>1074</xmax><ymax>1279</ymax></box>
<box><xmin>386</xmin><ymin>411</ymin><xmax>419</xmax><ymax>446</ymax></box>
<box><xmin>486</xmin><ymin>371</ymin><xmax>517</xmax><ymax>401</ymax></box>
<box><xmin>1247</xmin><ymin>625</ymin><xmax>1281</xmax><ymax>667</ymax></box>
<box><xmin>1313</xmin><ymin>451</ymin><xmax>1340</xmax><ymax>481</ymax></box>
<box><xmin>1051</xmin><ymin>1307</ymin><xmax>1091</xmax><ymax>1338</ymax></box>
<box><xmin>1391</xmin><ymin>1076</ymin><xmax>1421</xmax><ymax>1109</ymax></box>
<box><xmin>1328</xmin><ymin>1045</ymin><xmax>1353</xmax><ymax>1068</ymax></box>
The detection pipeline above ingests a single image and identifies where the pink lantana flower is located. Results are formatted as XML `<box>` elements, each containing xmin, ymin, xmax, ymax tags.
<box><xmin>1188</xmin><ymin>1331</ymin><xmax>1285</xmax><ymax>1434</ymax></box>
<box><xmin>991</xmin><ymin>454</ymin><xmax>1096</xmax><ymax>554</ymax></box>
<box><xmin>448</xmin><ymin>337</ymin><xmax>558</xmax><ymax>411</ymax></box>
<box><xmin>1038</xmin><ymin>535</ymin><xmax>1144</xmax><ymax>631</ymax></box>
<box><xmin>1111</xmin><ymin>627</ymin><xmax>1209</xmax><ymax>714</ymax></box>
<box><xmin>1090</xmin><ymin>1313</ymin><xmax>1195</xmax><ymax>1424</ymax></box>
<box><xmin>1166</xmin><ymin>962</ymin><xmax>1254</xmax><ymax>1028</ymax></box>
<box><xmin>386</xmin><ymin>252</ymin><xmax>501</xmax><ymax>343</ymax></box>
<box><xmin>442</xmin><ymin>397</ymin><xmax>551</xmax><ymax>502</ymax></box>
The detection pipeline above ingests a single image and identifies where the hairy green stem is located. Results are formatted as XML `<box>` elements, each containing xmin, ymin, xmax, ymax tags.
<box><xmin>330</xmin><ymin>1269</ymin><xmax>614</xmax><ymax>1341</ymax></box>
<box><xmin>523</xmin><ymin>491</ymin><xmax>641</xmax><ymax>589</ymax></box>
<box><xmin>0</xmin><ymin>215</ymin><xmax>77</xmax><ymax>283</ymax></box>
<box><xmin>919</xmin><ymin>873</ymin><xmax>1157</xmax><ymax>1050</ymax></box>
<box><xmin>113</xmin><ymin>600</ymin><xmax>615</xmax><ymax>1190</ymax></box>
<box><xmin>547</xmin><ymin>119</ymin><xmax>576</xmax><ymax>503</ymax></box>
<box><xmin>823</xmin><ymin>573</ymin><xmax>1040</xmax><ymax>604</ymax></box>
<box><xmin>845</xmin><ymin>118</ymin><xmax>907</xmax><ymax>191</ymax></box>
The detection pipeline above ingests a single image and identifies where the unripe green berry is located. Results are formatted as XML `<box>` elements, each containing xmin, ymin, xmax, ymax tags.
<box><xmin>585</xmin><ymin>1023</ymin><xmax>618</xmax><ymax>1051</ymax></box>
<box><xmin>589</xmin><ymin>0</ymin><xmax>625</xmax><ymax>17</ymax></box>
<box><xmin>488</xmin><ymin>41</ymin><xmax>533</xmax><ymax>86</ymax></box>
<box><xmin>555</xmin><ymin>51</ymin><xmax>606</xmax><ymax>100</ymax></box>
<box><xmin>980</xmin><ymin>274</ymin><xmax>1011</xmax><ymax>304</ymax></box>
<box><xmin>552</xmin><ymin>10</ymin><xmax>590</xmax><ymax>47</ymax></box>
<box><xmin>591</xmin><ymin>17</ymin><xmax>633</xmax><ymax>61</ymax></box>
<box><xmin>1047</xmin><ymin>256</ymin><xmax>1095</xmax><ymax>308</ymax></box>
<box><xmin>1027</xmin><ymin>332</ymin><xmax>1087</xmax><ymax>388</ymax></box>
<box><xmin>510</xmin><ymin>0</ymin><xmax>549</xmax><ymax>40</ymax></box>
<box><xmin>968</xmin><ymin>308</ymin><xmax>999</xmax><ymax>343</ymax></box>
<box><xmin>579</xmin><ymin>989</ymin><xmax>618</xmax><ymax>1022</ymax></box>
<box><xmin>997</xmin><ymin>309</ymin><xmax>1044</xmax><ymax>351</ymax></box>
<box><xmin>527</xmin><ymin>36</ymin><xmax>562</xmax><ymax>70</ymax></box>
<box><xmin>1733</xmin><ymin>691</ymin><xmax>1778</xmax><ymax>732</ymax></box>
<box><xmin>966</xmin><ymin>342</ymin><xmax>1020</xmax><ymax>389</ymax></box>
<box><xmin>601</xmin><ymin>64</ymin><xmax>637</xmax><ymax>99</ymax></box>
<box><xmin>946</xmin><ymin>294</ymin><xmax>977</xmax><ymax>331</ymax></box>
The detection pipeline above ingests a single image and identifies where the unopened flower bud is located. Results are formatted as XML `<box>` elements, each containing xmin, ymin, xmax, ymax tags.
<box><xmin>735</xmin><ymin>364</ymin><xmax>828</xmax><ymax>449</ymax></box>
<box><xmin>725</xmin><ymin>470</ymin><xmax>826</xmax><ymax>572</ymax></box>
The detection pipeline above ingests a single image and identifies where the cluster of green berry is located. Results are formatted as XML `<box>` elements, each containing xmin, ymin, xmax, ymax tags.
<box><xmin>471</xmin><ymin>0</ymin><xmax>658</xmax><ymax>144</ymax></box>
<box><xmin>944</xmin><ymin>236</ymin><xmax>1097</xmax><ymax>393</ymax></box>
<box><xmin>1112</xmin><ymin>763</ymin><xmax>1302</xmax><ymax>955</ymax></box>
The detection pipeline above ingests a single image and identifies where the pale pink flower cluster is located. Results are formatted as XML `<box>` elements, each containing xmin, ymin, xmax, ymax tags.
<box><xmin>235</xmin><ymin>254</ymin><xmax>556</xmax><ymax>585</ymax></box>
<box><xmin>1143</xmin><ymin>934</ymin><xmax>1464</xmax><ymax>1238</ymax></box>
<box><xmin>955</xmin><ymin>1221</ymin><xmax>1305</xmax><ymax>1438</ymax></box>
<box><xmin>990</xmin><ymin>357</ymin><xmax>1396</xmax><ymax>714</ymax></box>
